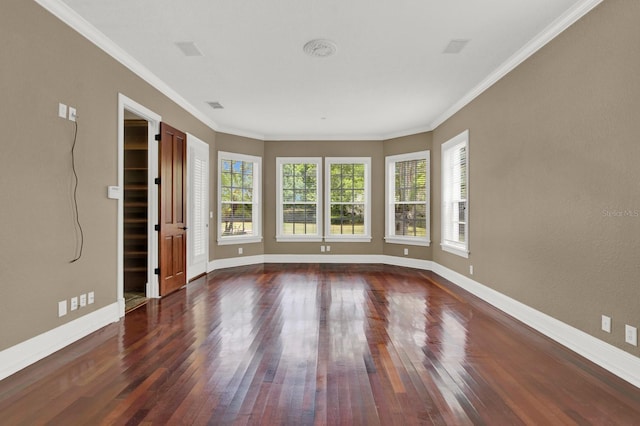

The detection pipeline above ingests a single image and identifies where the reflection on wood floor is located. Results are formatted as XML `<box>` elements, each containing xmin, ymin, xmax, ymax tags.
<box><xmin>1</xmin><ymin>264</ymin><xmax>639</xmax><ymax>424</ymax></box>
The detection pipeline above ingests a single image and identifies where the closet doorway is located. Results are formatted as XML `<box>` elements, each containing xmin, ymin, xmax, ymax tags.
<box><xmin>123</xmin><ymin>117</ymin><xmax>149</xmax><ymax>311</ymax></box>
<box><xmin>117</xmin><ymin>94</ymin><xmax>161</xmax><ymax>316</ymax></box>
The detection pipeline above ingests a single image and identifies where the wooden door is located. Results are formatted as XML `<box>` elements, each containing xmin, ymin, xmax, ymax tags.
<box><xmin>158</xmin><ymin>122</ymin><xmax>187</xmax><ymax>296</ymax></box>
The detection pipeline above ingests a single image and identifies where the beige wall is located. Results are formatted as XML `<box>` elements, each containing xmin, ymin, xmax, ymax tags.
<box><xmin>0</xmin><ymin>0</ymin><xmax>215</xmax><ymax>350</ymax></box>
<box><xmin>432</xmin><ymin>0</ymin><xmax>640</xmax><ymax>355</ymax></box>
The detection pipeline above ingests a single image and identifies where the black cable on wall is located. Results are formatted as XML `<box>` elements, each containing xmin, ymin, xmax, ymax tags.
<box><xmin>70</xmin><ymin>120</ymin><xmax>84</xmax><ymax>263</ymax></box>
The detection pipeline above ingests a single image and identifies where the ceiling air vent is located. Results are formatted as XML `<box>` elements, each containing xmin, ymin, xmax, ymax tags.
<box><xmin>175</xmin><ymin>41</ymin><xmax>203</xmax><ymax>57</ymax></box>
<box><xmin>207</xmin><ymin>101</ymin><xmax>224</xmax><ymax>110</ymax></box>
<box><xmin>443</xmin><ymin>39</ymin><xmax>470</xmax><ymax>54</ymax></box>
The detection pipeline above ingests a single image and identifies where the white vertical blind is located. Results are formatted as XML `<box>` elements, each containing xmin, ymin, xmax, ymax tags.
<box><xmin>441</xmin><ymin>130</ymin><xmax>469</xmax><ymax>257</ymax></box>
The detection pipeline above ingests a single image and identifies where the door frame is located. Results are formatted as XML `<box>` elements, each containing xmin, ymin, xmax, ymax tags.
<box><xmin>186</xmin><ymin>133</ymin><xmax>210</xmax><ymax>280</ymax></box>
<box><xmin>117</xmin><ymin>94</ymin><xmax>161</xmax><ymax>317</ymax></box>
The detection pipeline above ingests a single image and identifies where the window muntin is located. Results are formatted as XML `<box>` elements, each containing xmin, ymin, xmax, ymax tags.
<box><xmin>325</xmin><ymin>157</ymin><xmax>371</xmax><ymax>242</ymax></box>
<box><xmin>276</xmin><ymin>158</ymin><xmax>322</xmax><ymax>241</ymax></box>
<box><xmin>218</xmin><ymin>151</ymin><xmax>261</xmax><ymax>244</ymax></box>
<box><xmin>385</xmin><ymin>151</ymin><xmax>430</xmax><ymax>246</ymax></box>
<box><xmin>441</xmin><ymin>130</ymin><xmax>469</xmax><ymax>257</ymax></box>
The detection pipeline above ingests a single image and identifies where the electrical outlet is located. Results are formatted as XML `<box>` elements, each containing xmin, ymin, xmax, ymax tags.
<box><xmin>238</xmin><ymin>247</ymin><xmax>243</xmax><ymax>255</ymax></box>
<box><xmin>68</xmin><ymin>106</ymin><xmax>77</xmax><ymax>122</ymax></box>
<box><xmin>403</xmin><ymin>248</ymin><xmax>409</xmax><ymax>256</ymax></box>
<box><xmin>88</xmin><ymin>291</ymin><xmax>95</xmax><ymax>304</ymax></box>
<box><xmin>625</xmin><ymin>325</ymin><xmax>637</xmax><ymax>346</ymax></box>
<box><xmin>70</xmin><ymin>297</ymin><xmax>78</xmax><ymax>311</ymax></box>
<box><xmin>320</xmin><ymin>245</ymin><xmax>325</xmax><ymax>252</ymax></box>
<box><xmin>470</xmin><ymin>265</ymin><xmax>474</xmax><ymax>275</ymax></box>
<box><xmin>601</xmin><ymin>315</ymin><xmax>611</xmax><ymax>333</ymax></box>
<box><xmin>58</xmin><ymin>300</ymin><xmax>67</xmax><ymax>317</ymax></box>
<box><xmin>326</xmin><ymin>245</ymin><xmax>331</xmax><ymax>252</ymax></box>
<box><xmin>58</xmin><ymin>103</ymin><xmax>67</xmax><ymax>119</ymax></box>
<box><xmin>80</xmin><ymin>293</ymin><xmax>87</xmax><ymax>307</ymax></box>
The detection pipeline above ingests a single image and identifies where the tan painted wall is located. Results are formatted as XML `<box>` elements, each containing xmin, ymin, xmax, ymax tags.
<box><xmin>383</xmin><ymin>133</ymin><xmax>433</xmax><ymax>260</ymax></box>
<box><xmin>432</xmin><ymin>0</ymin><xmax>640</xmax><ymax>356</ymax></box>
<box><xmin>0</xmin><ymin>0</ymin><xmax>215</xmax><ymax>350</ymax></box>
<box><xmin>212</xmin><ymin>133</ymin><xmax>264</xmax><ymax>259</ymax></box>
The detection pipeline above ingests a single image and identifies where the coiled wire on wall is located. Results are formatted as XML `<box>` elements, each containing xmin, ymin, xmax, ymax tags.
<box><xmin>70</xmin><ymin>120</ymin><xmax>84</xmax><ymax>263</ymax></box>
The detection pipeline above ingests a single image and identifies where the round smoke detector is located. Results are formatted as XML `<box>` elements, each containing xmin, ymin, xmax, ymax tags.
<box><xmin>303</xmin><ymin>39</ymin><xmax>337</xmax><ymax>58</ymax></box>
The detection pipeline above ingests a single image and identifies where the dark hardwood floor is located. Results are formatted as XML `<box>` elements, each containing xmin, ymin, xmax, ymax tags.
<box><xmin>1</xmin><ymin>264</ymin><xmax>639</xmax><ymax>425</ymax></box>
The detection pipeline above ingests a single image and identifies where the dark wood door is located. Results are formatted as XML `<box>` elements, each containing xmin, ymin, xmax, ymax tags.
<box><xmin>158</xmin><ymin>122</ymin><xmax>187</xmax><ymax>296</ymax></box>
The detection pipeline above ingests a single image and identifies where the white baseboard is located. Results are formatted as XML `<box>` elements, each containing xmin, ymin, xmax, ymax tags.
<box><xmin>0</xmin><ymin>303</ymin><xmax>120</xmax><ymax>381</ymax></box>
<box><xmin>208</xmin><ymin>255</ymin><xmax>265</xmax><ymax>272</ymax></box>
<box><xmin>4</xmin><ymin>256</ymin><xmax>638</xmax><ymax>389</ymax></box>
<box><xmin>430</xmin><ymin>263</ymin><xmax>640</xmax><ymax>389</ymax></box>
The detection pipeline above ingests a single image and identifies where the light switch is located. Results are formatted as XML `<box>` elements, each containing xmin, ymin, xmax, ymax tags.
<box><xmin>107</xmin><ymin>186</ymin><xmax>121</xmax><ymax>200</ymax></box>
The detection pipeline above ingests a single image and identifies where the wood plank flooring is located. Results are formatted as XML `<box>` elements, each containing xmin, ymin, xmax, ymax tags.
<box><xmin>1</xmin><ymin>264</ymin><xmax>639</xmax><ymax>425</ymax></box>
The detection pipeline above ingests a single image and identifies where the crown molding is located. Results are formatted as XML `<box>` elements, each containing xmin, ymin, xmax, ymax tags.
<box><xmin>35</xmin><ymin>0</ymin><xmax>603</xmax><ymax>142</ymax></box>
<box><xmin>34</xmin><ymin>0</ymin><xmax>223</xmax><ymax>134</ymax></box>
<box><xmin>430</xmin><ymin>0</ymin><xmax>604</xmax><ymax>130</ymax></box>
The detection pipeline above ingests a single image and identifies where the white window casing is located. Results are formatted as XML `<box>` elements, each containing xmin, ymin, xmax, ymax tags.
<box><xmin>385</xmin><ymin>150</ymin><xmax>430</xmax><ymax>246</ymax></box>
<box><xmin>217</xmin><ymin>151</ymin><xmax>262</xmax><ymax>245</ymax></box>
<box><xmin>441</xmin><ymin>130</ymin><xmax>469</xmax><ymax>258</ymax></box>
<box><xmin>276</xmin><ymin>157</ymin><xmax>323</xmax><ymax>242</ymax></box>
<box><xmin>325</xmin><ymin>157</ymin><xmax>372</xmax><ymax>242</ymax></box>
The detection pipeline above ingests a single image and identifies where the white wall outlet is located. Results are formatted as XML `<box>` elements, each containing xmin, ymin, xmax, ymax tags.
<box><xmin>58</xmin><ymin>103</ymin><xmax>67</xmax><ymax>119</ymax></box>
<box><xmin>470</xmin><ymin>265</ymin><xmax>474</xmax><ymax>275</ymax></box>
<box><xmin>320</xmin><ymin>245</ymin><xmax>325</xmax><ymax>252</ymax></box>
<box><xmin>326</xmin><ymin>245</ymin><xmax>331</xmax><ymax>252</ymax></box>
<box><xmin>88</xmin><ymin>291</ymin><xmax>95</xmax><ymax>304</ymax></box>
<box><xmin>70</xmin><ymin>296</ymin><xmax>78</xmax><ymax>311</ymax></box>
<box><xmin>58</xmin><ymin>300</ymin><xmax>67</xmax><ymax>317</ymax></box>
<box><xmin>68</xmin><ymin>106</ymin><xmax>77</xmax><ymax>122</ymax></box>
<box><xmin>625</xmin><ymin>325</ymin><xmax>637</xmax><ymax>346</ymax></box>
<box><xmin>238</xmin><ymin>247</ymin><xmax>243</xmax><ymax>255</ymax></box>
<box><xmin>601</xmin><ymin>315</ymin><xmax>611</xmax><ymax>333</ymax></box>
<box><xmin>79</xmin><ymin>293</ymin><xmax>87</xmax><ymax>307</ymax></box>
<box><xmin>403</xmin><ymin>248</ymin><xmax>409</xmax><ymax>256</ymax></box>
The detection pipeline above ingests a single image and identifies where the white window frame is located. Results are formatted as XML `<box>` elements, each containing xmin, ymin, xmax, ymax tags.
<box><xmin>276</xmin><ymin>157</ymin><xmax>323</xmax><ymax>242</ymax></box>
<box><xmin>441</xmin><ymin>130</ymin><xmax>469</xmax><ymax>258</ymax></box>
<box><xmin>217</xmin><ymin>151</ymin><xmax>262</xmax><ymax>245</ymax></box>
<box><xmin>385</xmin><ymin>150</ymin><xmax>430</xmax><ymax>246</ymax></box>
<box><xmin>325</xmin><ymin>157</ymin><xmax>372</xmax><ymax>243</ymax></box>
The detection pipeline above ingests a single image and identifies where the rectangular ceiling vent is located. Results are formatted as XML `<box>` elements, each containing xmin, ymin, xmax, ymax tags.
<box><xmin>207</xmin><ymin>101</ymin><xmax>224</xmax><ymax>110</ymax></box>
<box><xmin>175</xmin><ymin>41</ymin><xmax>203</xmax><ymax>57</ymax></box>
<box><xmin>443</xmin><ymin>39</ymin><xmax>470</xmax><ymax>54</ymax></box>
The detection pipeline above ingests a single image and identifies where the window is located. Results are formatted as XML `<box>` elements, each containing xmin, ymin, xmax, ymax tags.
<box><xmin>441</xmin><ymin>130</ymin><xmax>469</xmax><ymax>258</ymax></box>
<box><xmin>325</xmin><ymin>157</ymin><xmax>371</xmax><ymax>242</ymax></box>
<box><xmin>276</xmin><ymin>158</ymin><xmax>322</xmax><ymax>242</ymax></box>
<box><xmin>218</xmin><ymin>151</ymin><xmax>261</xmax><ymax>244</ymax></box>
<box><xmin>385</xmin><ymin>150</ymin><xmax>430</xmax><ymax>246</ymax></box>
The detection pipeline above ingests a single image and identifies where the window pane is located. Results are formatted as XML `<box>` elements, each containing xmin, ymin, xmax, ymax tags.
<box><xmin>394</xmin><ymin>204</ymin><xmax>427</xmax><ymax>237</ymax></box>
<box><xmin>283</xmin><ymin>204</ymin><xmax>317</xmax><ymax>235</ymax></box>
<box><xmin>282</xmin><ymin>189</ymin><xmax>294</xmax><ymax>203</ymax></box>
<box><xmin>395</xmin><ymin>159</ymin><xmax>427</xmax><ymax>202</ymax></box>
<box><xmin>330</xmin><ymin>204</ymin><xmax>365</xmax><ymax>235</ymax></box>
<box><xmin>220</xmin><ymin>203</ymin><xmax>253</xmax><ymax>236</ymax></box>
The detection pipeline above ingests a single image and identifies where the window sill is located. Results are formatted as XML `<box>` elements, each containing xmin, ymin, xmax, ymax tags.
<box><xmin>440</xmin><ymin>243</ymin><xmax>469</xmax><ymax>258</ymax></box>
<box><xmin>276</xmin><ymin>236</ymin><xmax>323</xmax><ymax>243</ymax></box>
<box><xmin>217</xmin><ymin>236</ymin><xmax>262</xmax><ymax>246</ymax></box>
<box><xmin>385</xmin><ymin>237</ymin><xmax>431</xmax><ymax>247</ymax></box>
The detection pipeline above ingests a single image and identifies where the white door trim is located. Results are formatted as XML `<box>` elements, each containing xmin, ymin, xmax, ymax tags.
<box><xmin>117</xmin><ymin>94</ymin><xmax>161</xmax><ymax>317</ymax></box>
<box><xmin>186</xmin><ymin>133</ymin><xmax>210</xmax><ymax>280</ymax></box>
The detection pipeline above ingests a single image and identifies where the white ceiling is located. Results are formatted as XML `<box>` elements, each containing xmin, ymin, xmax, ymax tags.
<box><xmin>56</xmin><ymin>0</ymin><xmax>596</xmax><ymax>140</ymax></box>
